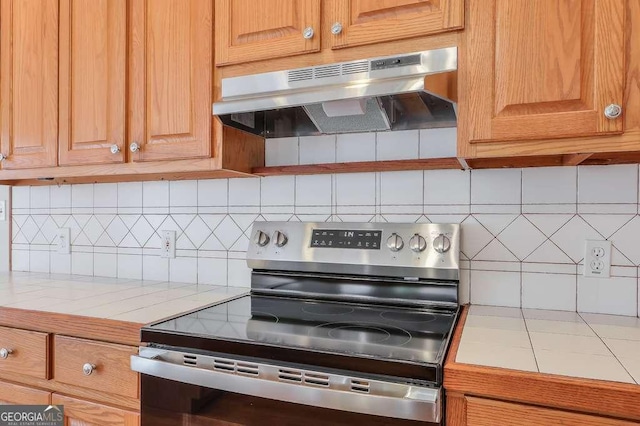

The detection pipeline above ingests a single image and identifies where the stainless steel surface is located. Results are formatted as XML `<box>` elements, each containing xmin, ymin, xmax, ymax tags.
<box><xmin>386</xmin><ymin>233</ymin><xmax>404</xmax><ymax>252</ymax></box>
<box><xmin>604</xmin><ymin>103</ymin><xmax>622</xmax><ymax>119</ymax></box>
<box><xmin>129</xmin><ymin>142</ymin><xmax>140</xmax><ymax>153</ymax></box>
<box><xmin>433</xmin><ymin>235</ymin><xmax>451</xmax><ymax>254</ymax></box>
<box><xmin>247</xmin><ymin>222</ymin><xmax>460</xmax><ymax>281</ymax></box>
<box><xmin>254</xmin><ymin>230</ymin><xmax>270</xmax><ymax>247</ymax></box>
<box><xmin>132</xmin><ymin>347</ymin><xmax>441</xmax><ymax>423</ymax></box>
<box><xmin>303</xmin><ymin>27</ymin><xmax>314</xmax><ymax>39</ymax></box>
<box><xmin>213</xmin><ymin>47</ymin><xmax>457</xmax><ymax>137</ymax></box>
<box><xmin>110</xmin><ymin>144</ymin><xmax>120</xmax><ymax>154</ymax></box>
<box><xmin>331</xmin><ymin>22</ymin><xmax>343</xmax><ymax>35</ymax></box>
<box><xmin>82</xmin><ymin>363</ymin><xmax>96</xmax><ymax>376</ymax></box>
<box><xmin>0</xmin><ymin>348</ymin><xmax>12</xmax><ymax>359</ymax></box>
<box><xmin>409</xmin><ymin>234</ymin><xmax>427</xmax><ymax>252</ymax></box>
<box><xmin>273</xmin><ymin>230</ymin><xmax>288</xmax><ymax>247</ymax></box>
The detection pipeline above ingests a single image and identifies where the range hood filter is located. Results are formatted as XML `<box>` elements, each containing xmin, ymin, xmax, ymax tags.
<box><xmin>304</xmin><ymin>98</ymin><xmax>391</xmax><ymax>134</ymax></box>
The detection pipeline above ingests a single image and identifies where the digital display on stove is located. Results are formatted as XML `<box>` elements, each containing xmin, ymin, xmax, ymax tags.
<box><xmin>310</xmin><ymin>229</ymin><xmax>382</xmax><ymax>249</ymax></box>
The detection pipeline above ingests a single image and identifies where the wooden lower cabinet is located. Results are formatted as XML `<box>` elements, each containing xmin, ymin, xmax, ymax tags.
<box><xmin>0</xmin><ymin>380</ymin><xmax>51</xmax><ymax>405</ymax></box>
<box><xmin>52</xmin><ymin>394</ymin><xmax>139</xmax><ymax>426</ymax></box>
<box><xmin>450</xmin><ymin>396</ymin><xmax>637</xmax><ymax>426</ymax></box>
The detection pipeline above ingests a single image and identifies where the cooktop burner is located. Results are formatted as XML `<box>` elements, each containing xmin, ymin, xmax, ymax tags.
<box><xmin>145</xmin><ymin>295</ymin><xmax>457</xmax><ymax>370</ymax></box>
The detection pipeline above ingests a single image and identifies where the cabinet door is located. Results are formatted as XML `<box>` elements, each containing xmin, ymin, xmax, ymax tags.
<box><xmin>215</xmin><ymin>0</ymin><xmax>321</xmax><ymax>65</ymax></box>
<box><xmin>129</xmin><ymin>0</ymin><xmax>212</xmax><ymax>162</ymax></box>
<box><xmin>52</xmin><ymin>394</ymin><xmax>139</xmax><ymax>426</ymax></box>
<box><xmin>58</xmin><ymin>0</ymin><xmax>126</xmax><ymax>166</ymax></box>
<box><xmin>0</xmin><ymin>0</ymin><xmax>58</xmax><ymax>169</ymax></box>
<box><xmin>0</xmin><ymin>381</ymin><xmax>50</xmax><ymax>405</ymax></box>
<box><xmin>464</xmin><ymin>0</ymin><xmax>625</xmax><ymax>143</ymax></box>
<box><xmin>329</xmin><ymin>0</ymin><xmax>463</xmax><ymax>49</ymax></box>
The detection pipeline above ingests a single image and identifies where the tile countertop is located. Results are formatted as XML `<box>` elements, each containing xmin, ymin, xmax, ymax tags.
<box><xmin>456</xmin><ymin>305</ymin><xmax>640</xmax><ymax>385</ymax></box>
<box><xmin>0</xmin><ymin>272</ymin><xmax>248</xmax><ymax>325</ymax></box>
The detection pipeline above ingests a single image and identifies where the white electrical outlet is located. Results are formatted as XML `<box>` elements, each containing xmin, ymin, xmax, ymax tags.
<box><xmin>0</xmin><ymin>200</ymin><xmax>5</xmax><ymax>221</ymax></box>
<box><xmin>57</xmin><ymin>228</ymin><xmax>71</xmax><ymax>254</ymax></box>
<box><xmin>161</xmin><ymin>230</ymin><xmax>176</xmax><ymax>259</ymax></box>
<box><xmin>584</xmin><ymin>240</ymin><xmax>611</xmax><ymax>278</ymax></box>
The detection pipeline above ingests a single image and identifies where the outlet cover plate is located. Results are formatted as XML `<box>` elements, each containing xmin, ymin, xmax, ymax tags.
<box><xmin>57</xmin><ymin>228</ymin><xmax>71</xmax><ymax>254</ymax></box>
<box><xmin>161</xmin><ymin>230</ymin><xmax>176</xmax><ymax>259</ymax></box>
<box><xmin>584</xmin><ymin>240</ymin><xmax>611</xmax><ymax>278</ymax></box>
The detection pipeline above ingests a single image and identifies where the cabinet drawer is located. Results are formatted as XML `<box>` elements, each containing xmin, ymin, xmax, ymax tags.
<box><xmin>54</xmin><ymin>336</ymin><xmax>138</xmax><ymax>399</ymax></box>
<box><xmin>0</xmin><ymin>326</ymin><xmax>49</xmax><ymax>379</ymax></box>
<box><xmin>52</xmin><ymin>394</ymin><xmax>139</xmax><ymax>426</ymax></box>
<box><xmin>466</xmin><ymin>397</ymin><xmax>636</xmax><ymax>426</ymax></box>
<box><xmin>0</xmin><ymin>381</ymin><xmax>50</xmax><ymax>405</ymax></box>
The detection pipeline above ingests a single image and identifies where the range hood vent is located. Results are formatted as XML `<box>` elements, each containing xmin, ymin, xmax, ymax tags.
<box><xmin>213</xmin><ymin>47</ymin><xmax>458</xmax><ymax>138</ymax></box>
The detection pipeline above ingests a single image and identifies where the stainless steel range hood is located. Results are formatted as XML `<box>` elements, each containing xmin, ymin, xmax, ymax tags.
<box><xmin>213</xmin><ymin>47</ymin><xmax>458</xmax><ymax>138</ymax></box>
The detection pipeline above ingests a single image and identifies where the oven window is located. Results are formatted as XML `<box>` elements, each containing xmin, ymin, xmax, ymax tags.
<box><xmin>141</xmin><ymin>375</ymin><xmax>437</xmax><ymax>426</ymax></box>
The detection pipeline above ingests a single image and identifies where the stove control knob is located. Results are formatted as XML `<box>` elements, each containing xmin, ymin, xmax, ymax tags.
<box><xmin>433</xmin><ymin>234</ymin><xmax>451</xmax><ymax>254</ymax></box>
<box><xmin>386</xmin><ymin>233</ymin><xmax>404</xmax><ymax>252</ymax></box>
<box><xmin>274</xmin><ymin>231</ymin><xmax>288</xmax><ymax>247</ymax></box>
<box><xmin>409</xmin><ymin>234</ymin><xmax>427</xmax><ymax>252</ymax></box>
<box><xmin>253</xmin><ymin>230</ymin><xmax>270</xmax><ymax>247</ymax></box>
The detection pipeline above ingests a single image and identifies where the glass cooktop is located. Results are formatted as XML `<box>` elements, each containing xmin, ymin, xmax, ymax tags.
<box><xmin>145</xmin><ymin>295</ymin><xmax>458</xmax><ymax>368</ymax></box>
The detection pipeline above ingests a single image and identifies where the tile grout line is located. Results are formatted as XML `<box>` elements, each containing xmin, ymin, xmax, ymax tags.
<box><xmin>522</xmin><ymin>316</ymin><xmax>541</xmax><ymax>373</ymax></box>
<box><xmin>578</xmin><ymin>312</ymin><xmax>638</xmax><ymax>384</ymax></box>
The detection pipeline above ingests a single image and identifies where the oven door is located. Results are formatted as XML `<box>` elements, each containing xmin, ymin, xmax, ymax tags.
<box><xmin>132</xmin><ymin>351</ymin><xmax>442</xmax><ymax>426</ymax></box>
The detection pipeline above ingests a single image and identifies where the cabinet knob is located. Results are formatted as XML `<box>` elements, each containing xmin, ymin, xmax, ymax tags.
<box><xmin>302</xmin><ymin>27</ymin><xmax>315</xmax><ymax>39</ymax></box>
<box><xmin>82</xmin><ymin>363</ymin><xmax>97</xmax><ymax>376</ymax></box>
<box><xmin>0</xmin><ymin>154</ymin><xmax>7</xmax><ymax>162</ymax></box>
<box><xmin>110</xmin><ymin>144</ymin><xmax>121</xmax><ymax>155</ymax></box>
<box><xmin>0</xmin><ymin>348</ymin><xmax>13</xmax><ymax>359</ymax></box>
<box><xmin>129</xmin><ymin>142</ymin><xmax>140</xmax><ymax>153</ymax></box>
<box><xmin>604</xmin><ymin>104</ymin><xmax>622</xmax><ymax>119</ymax></box>
<box><xmin>331</xmin><ymin>22</ymin><xmax>343</xmax><ymax>35</ymax></box>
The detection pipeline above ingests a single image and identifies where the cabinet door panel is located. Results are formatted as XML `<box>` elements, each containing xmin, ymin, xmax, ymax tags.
<box><xmin>0</xmin><ymin>0</ymin><xmax>58</xmax><ymax>169</ymax></box>
<box><xmin>52</xmin><ymin>394</ymin><xmax>139</xmax><ymax>426</ymax></box>
<box><xmin>0</xmin><ymin>381</ymin><xmax>50</xmax><ymax>405</ymax></box>
<box><xmin>59</xmin><ymin>0</ymin><xmax>126</xmax><ymax>166</ymax></box>
<box><xmin>329</xmin><ymin>0</ymin><xmax>463</xmax><ymax>49</ymax></box>
<box><xmin>465</xmin><ymin>0</ymin><xmax>624</xmax><ymax>143</ymax></box>
<box><xmin>130</xmin><ymin>0</ymin><xmax>212</xmax><ymax>162</ymax></box>
<box><xmin>215</xmin><ymin>0</ymin><xmax>321</xmax><ymax>65</ymax></box>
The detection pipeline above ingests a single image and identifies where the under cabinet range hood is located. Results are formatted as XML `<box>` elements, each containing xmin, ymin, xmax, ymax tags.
<box><xmin>213</xmin><ymin>47</ymin><xmax>458</xmax><ymax>138</ymax></box>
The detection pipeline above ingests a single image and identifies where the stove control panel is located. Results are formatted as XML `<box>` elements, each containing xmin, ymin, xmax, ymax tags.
<box><xmin>247</xmin><ymin>222</ymin><xmax>461</xmax><ymax>281</ymax></box>
<box><xmin>311</xmin><ymin>229</ymin><xmax>382</xmax><ymax>250</ymax></box>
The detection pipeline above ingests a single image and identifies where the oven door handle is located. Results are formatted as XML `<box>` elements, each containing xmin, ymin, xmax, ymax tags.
<box><xmin>131</xmin><ymin>352</ymin><xmax>440</xmax><ymax>423</ymax></box>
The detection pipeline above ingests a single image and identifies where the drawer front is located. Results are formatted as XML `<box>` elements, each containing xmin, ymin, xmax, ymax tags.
<box><xmin>0</xmin><ymin>326</ymin><xmax>49</xmax><ymax>379</ymax></box>
<box><xmin>466</xmin><ymin>397</ymin><xmax>637</xmax><ymax>426</ymax></box>
<box><xmin>52</xmin><ymin>394</ymin><xmax>140</xmax><ymax>426</ymax></box>
<box><xmin>54</xmin><ymin>336</ymin><xmax>138</xmax><ymax>399</ymax></box>
<box><xmin>0</xmin><ymin>381</ymin><xmax>50</xmax><ymax>405</ymax></box>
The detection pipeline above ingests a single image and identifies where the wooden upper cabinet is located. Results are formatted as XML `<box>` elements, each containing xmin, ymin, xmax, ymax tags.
<box><xmin>465</xmin><ymin>0</ymin><xmax>625</xmax><ymax>143</ymax></box>
<box><xmin>58</xmin><ymin>0</ymin><xmax>126</xmax><ymax>166</ymax></box>
<box><xmin>0</xmin><ymin>0</ymin><xmax>58</xmax><ymax>169</ymax></box>
<box><xmin>129</xmin><ymin>0</ymin><xmax>212</xmax><ymax>162</ymax></box>
<box><xmin>328</xmin><ymin>0</ymin><xmax>463</xmax><ymax>49</ymax></box>
<box><xmin>215</xmin><ymin>0</ymin><xmax>321</xmax><ymax>65</ymax></box>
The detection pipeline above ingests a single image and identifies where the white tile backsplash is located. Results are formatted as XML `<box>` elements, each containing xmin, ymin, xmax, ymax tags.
<box><xmin>11</xmin><ymin>139</ymin><xmax>640</xmax><ymax>317</ymax></box>
<box><xmin>377</xmin><ymin>130</ymin><xmax>419</xmax><ymax>160</ymax></box>
<box><xmin>578</xmin><ymin>165</ymin><xmax>638</xmax><ymax>204</ymax></box>
<box><xmin>336</xmin><ymin>133</ymin><xmax>376</xmax><ymax>162</ymax></box>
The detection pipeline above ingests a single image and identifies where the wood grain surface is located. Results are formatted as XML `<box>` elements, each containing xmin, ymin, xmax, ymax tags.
<box><xmin>0</xmin><ymin>380</ymin><xmax>51</xmax><ymax>405</ymax></box>
<box><xmin>0</xmin><ymin>326</ymin><xmax>49</xmax><ymax>379</ymax></box>
<box><xmin>54</xmin><ymin>336</ymin><xmax>138</xmax><ymax>399</ymax></box>
<box><xmin>53</xmin><ymin>394</ymin><xmax>139</xmax><ymax>426</ymax></box>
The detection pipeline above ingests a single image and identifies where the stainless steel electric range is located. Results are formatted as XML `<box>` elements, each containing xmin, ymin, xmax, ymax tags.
<box><xmin>132</xmin><ymin>221</ymin><xmax>461</xmax><ymax>425</ymax></box>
